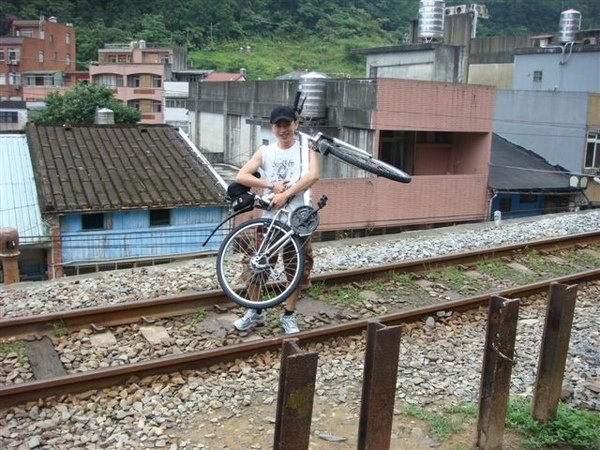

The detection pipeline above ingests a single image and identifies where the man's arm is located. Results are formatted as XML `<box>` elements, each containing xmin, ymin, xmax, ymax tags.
<box><xmin>235</xmin><ymin>148</ymin><xmax>270</xmax><ymax>190</ymax></box>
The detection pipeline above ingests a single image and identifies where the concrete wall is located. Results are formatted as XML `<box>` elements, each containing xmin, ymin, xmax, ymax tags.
<box><xmin>468</xmin><ymin>63</ymin><xmax>513</xmax><ymax>88</ymax></box>
<box><xmin>513</xmin><ymin>48</ymin><xmax>600</xmax><ymax>93</ymax></box>
<box><xmin>494</xmin><ymin>89</ymin><xmax>589</xmax><ymax>172</ymax></box>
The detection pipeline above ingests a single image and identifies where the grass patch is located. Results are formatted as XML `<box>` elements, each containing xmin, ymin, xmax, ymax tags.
<box><xmin>506</xmin><ymin>396</ymin><xmax>600</xmax><ymax>449</ymax></box>
<box><xmin>515</xmin><ymin>250</ymin><xmax>573</xmax><ymax>277</ymax></box>
<box><xmin>0</xmin><ymin>340</ymin><xmax>27</xmax><ymax>363</ymax></box>
<box><xmin>402</xmin><ymin>404</ymin><xmax>472</xmax><ymax>441</ymax></box>
<box><xmin>475</xmin><ymin>261</ymin><xmax>537</xmax><ymax>285</ymax></box>
<box><xmin>390</xmin><ymin>272</ymin><xmax>430</xmax><ymax>299</ymax></box>
<box><xmin>307</xmin><ymin>281</ymin><xmax>326</xmax><ymax>298</ymax></box>
<box><xmin>562</xmin><ymin>247</ymin><xmax>600</xmax><ymax>269</ymax></box>
<box><xmin>424</xmin><ymin>267</ymin><xmax>489</xmax><ymax>296</ymax></box>
<box><xmin>187</xmin><ymin>308</ymin><xmax>207</xmax><ymax>327</ymax></box>
<box><xmin>323</xmin><ymin>284</ymin><xmax>363</xmax><ymax>306</ymax></box>
<box><xmin>51</xmin><ymin>321</ymin><xmax>69</xmax><ymax>337</ymax></box>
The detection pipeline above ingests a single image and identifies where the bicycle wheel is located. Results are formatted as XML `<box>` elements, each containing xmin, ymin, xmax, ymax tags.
<box><xmin>216</xmin><ymin>218</ymin><xmax>305</xmax><ymax>309</ymax></box>
<box><xmin>321</xmin><ymin>140</ymin><xmax>412</xmax><ymax>183</ymax></box>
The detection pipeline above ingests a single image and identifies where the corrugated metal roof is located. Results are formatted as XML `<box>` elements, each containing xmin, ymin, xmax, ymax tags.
<box><xmin>489</xmin><ymin>133</ymin><xmax>574</xmax><ymax>191</ymax></box>
<box><xmin>26</xmin><ymin>123</ymin><xmax>228</xmax><ymax>214</ymax></box>
<box><xmin>0</xmin><ymin>134</ymin><xmax>48</xmax><ymax>245</ymax></box>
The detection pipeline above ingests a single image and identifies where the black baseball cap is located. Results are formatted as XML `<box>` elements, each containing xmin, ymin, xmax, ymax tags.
<box><xmin>270</xmin><ymin>106</ymin><xmax>297</xmax><ymax>124</ymax></box>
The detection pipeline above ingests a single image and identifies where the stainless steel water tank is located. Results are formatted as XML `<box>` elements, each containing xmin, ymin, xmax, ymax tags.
<box><xmin>418</xmin><ymin>0</ymin><xmax>445</xmax><ymax>41</ymax></box>
<box><xmin>298</xmin><ymin>72</ymin><xmax>328</xmax><ymax>119</ymax></box>
<box><xmin>95</xmin><ymin>107</ymin><xmax>115</xmax><ymax>125</ymax></box>
<box><xmin>559</xmin><ymin>9</ymin><xmax>581</xmax><ymax>43</ymax></box>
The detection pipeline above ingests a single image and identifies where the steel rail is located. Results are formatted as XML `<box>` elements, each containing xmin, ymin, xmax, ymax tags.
<box><xmin>1</xmin><ymin>268</ymin><xmax>598</xmax><ymax>409</ymax></box>
<box><xmin>1</xmin><ymin>231</ymin><xmax>598</xmax><ymax>339</ymax></box>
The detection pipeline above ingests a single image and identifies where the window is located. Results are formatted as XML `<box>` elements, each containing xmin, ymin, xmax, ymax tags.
<box><xmin>66</xmin><ymin>53</ymin><xmax>71</xmax><ymax>65</ymax></box>
<box><xmin>152</xmin><ymin>75</ymin><xmax>162</xmax><ymax>88</ymax></box>
<box><xmin>38</xmin><ymin>51</ymin><xmax>44</xmax><ymax>63</ymax></box>
<box><xmin>128</xmin><ymin>75</ymin><xmax>140</xmax><ymax>87</ymax></box>
<box><xmin>17</xmin><ymin>28</ymin><xmax>33</xmax><ymax>37</ymax></box>
<box><xmin>0</xmin><ymin>74</ymin><xmax>5</xmax><ymax>85</ymax></box>
<box><xmin>152</xmin><ymin>101</ymin><xmax>162</xmax><ymax>113</ymax></box>
<box><xmin>8</xmin><ymin>48</ymin><xmax>19</xmax><ymax>62</ymax></box>
<box><xmin>8</xmin><ymin>73</ymin><xmax>21</xmax><ymax>86</ymax></box>
<box><xmin>49</xmin><ymin>34</ymin><xmax>54</xmax><ymax>43</ymax></box>
<box><xmin>128</xmin><ymin>100</ymin><xmax>140</xmax><ymax>110</ymax></box>
<box><xmin>416</xmin><ymin>131</ymin><xmax>452</xmax><ymax>144</ymax></box>
<box><xmin>379</xmin><ymin>130</ymin><xmax>413</xmax><ymax>174</ymax></box>
<box><xmin>115</xmin><ymin>75</ymin><xmax>123</xmax><ymax>87</ymax></box>
<box><xmin>0</xmin><ymin>112</ymin><xmax>18</xmax><ymax>123</ymax></box>
<box><xmin>166</xmin><ymin>99</ymin><xmax>186</xmax><ymax>108</ymax></box>
<box><xmin>586</xmin><ymin>132</ymin><xmax>600</xmax><ymax>169</ymax></box>
<box><xmin>150</xmin><ymin>209</ymin><xmax>170</xmax><ymax>226</ymax></box>
<box><xmin>53</xmin><ymin>52</ymin><xmax>58</xmax><ymax>61</ymax></box>
<box><xmin>81</xmin><ymin>213</ymin><xmax>105</xmax><ymax>230</ymax></box>
<box><xmin>66</xmin><ymin>33</ymin><xmax>71</xmax><ymax>44</ymax></box>
<box><xmin>0</xmin><ymin>50</ymin><xmax>4</xmax><ymax>61</ymax></box>
<box><xmin>533</xmin><ymin>71</ymin><xmax>543</xmax><ymax>82</ymax></box>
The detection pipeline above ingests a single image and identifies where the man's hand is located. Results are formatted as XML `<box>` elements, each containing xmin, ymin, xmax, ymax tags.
<box><xmin>270</xmin><ymin>179</ymin><xmax>288</xmax><ymax>194</ymax></box>
<box><xmin>269</xmin><ymin>192</ymin><xmax>290</xmax><ymax>209</ymax></box>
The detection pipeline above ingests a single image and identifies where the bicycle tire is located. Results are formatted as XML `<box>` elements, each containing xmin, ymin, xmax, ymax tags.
<box><xmin>323</xmin><ymin>140</ymin><xmax>412</xmax><ymax>183</ymax></box>
<box><xmin>216</xmin><ymin>218</ymin><xmax>305</xmax><ymax>309</ymax></box>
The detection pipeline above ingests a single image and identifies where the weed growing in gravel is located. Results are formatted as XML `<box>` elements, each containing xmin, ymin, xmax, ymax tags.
<box><xmin>424</xmin><ymin>267</ymin><xmax>489</xmax><ymax>296</ymax></box>
<box><xmin>505</xmin><ymin>396</ymin><xmax>600</xmax><ymax>449</ymax></box>
<box><xmin>562</xmin><ymin>247</ymin><xmax>600</xmax><ymax>269</ymax></box>
<box><xmin>307</xmin><ymin>281</ymin><xmax>325</xmax><ymax>298</ymax></box>
<box><xmin>324</xmin><ymin>284</ymin><xmax>362</xmax><ymax>306</ymax></box>
<box><xmin>516</xmin><ymin>250</ymin><xmax>572</xmax><ymax>277</ymax></box>
<box><xmin>402</xmin><ymin>404</ymin><xmax>469</xmax><ymax>440</ymax></box>
<box><xmin>51</xmin><ymin>321</ymin><xmax>68</xmax><ymax>337</ymax></box>
<box><xmin>475</xmin><ymin>261</ymin><xmax>536</xmax><ymax>285</ymax></box>
<box><xmin>365</xmin><ymin>279</ymin><xmax>387</xmax><ymax>294</ymax></box>
<box><xmin>0</xmin><ymin>340</ymin><xmax>27</xmax><ymax>363</ymax></box>
<box><xmin>390</xmin><ymin>272</ymin><xmax>429</xmax><ymax>299</ymax></box>
<box><xmin>187</xmin><ymin>308</ymin><xmax>207</xmax><ymax>327</ymax></box>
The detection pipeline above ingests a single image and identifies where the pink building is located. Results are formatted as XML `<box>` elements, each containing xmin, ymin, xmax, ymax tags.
<box><xmin>89</xmin><ymin>41</ymin><xmax>172</xmax><ymax>124</ymax></box>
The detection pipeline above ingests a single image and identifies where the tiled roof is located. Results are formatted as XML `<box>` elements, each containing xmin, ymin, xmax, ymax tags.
<box><xmin>0</xmin><ymin>134</ymin><xmax>48</xmax><ymax>245</ymax></box>
<box><xmin>489</xmin><ymin>133</ymin><xmax>573</xmax><ymax>191</ymax></box>
<box><xmin>26</xmin><ymin>124</ymin><xmax>227</xmax><ymax>214</ymax></box>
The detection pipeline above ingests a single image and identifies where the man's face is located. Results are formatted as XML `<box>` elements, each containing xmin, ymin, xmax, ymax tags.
<box><xmin>271</xmin><ymin>120</ymin><xmax>298</xmax><ymax>148</ymax></box>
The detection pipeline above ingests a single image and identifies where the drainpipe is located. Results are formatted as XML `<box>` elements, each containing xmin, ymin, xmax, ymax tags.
<box><xmin>488</xmin><ymin>191</ymin><xmax>498</xmax><ymax>221</ymax></box>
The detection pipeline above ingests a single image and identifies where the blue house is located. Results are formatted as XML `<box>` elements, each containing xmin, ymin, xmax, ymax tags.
<box><xmin>26</xmin><ymin>123</ymin><xmax>228</xmax><ymax>277</ymax></box>
<box><xmin>488</xmin><ymin>134</ymin><xmax>587</xmax><ymax>220</ymax></box>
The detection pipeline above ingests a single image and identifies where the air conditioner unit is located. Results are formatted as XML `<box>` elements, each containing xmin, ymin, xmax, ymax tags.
<box><xmin>454</xmin><ymin>4</ymin><xmax>468</xmax><ymax>14</ymax></box>
<box><xmin>582</xmin><ymin>37</ymin><xmax>598</xmax><ymax>45</ymax></box>
<box><xmin>7</xmin><ymin>59</ymin><xmax>20</xmax><ymax>65</ymax></box>
<box><xmin>469</xmin><ymin>4</ymin><xmax>489</xmax><ymax>18</ymax></box>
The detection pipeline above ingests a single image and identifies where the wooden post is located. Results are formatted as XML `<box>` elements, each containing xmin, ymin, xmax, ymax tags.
<box><xmin>532</xmin><ymin>283</ymin><xmax>577</xmax><ymax>423</ymax></box>
<box><xmin>0</xmin><ymin>227</ymin><xmax>20</xmax><ymax>284</ymax></box>
<box><xmin>357</xmin><ymin>321</ymin><xmax>402</xmax><ymax>450</ymax></box>
<box><xmin>273</xmin><ymin>339</ymin><xmax>318</xmax><ymax>450</ymax></box>
<box><xmin>476</xmin><ymin>295</ymin><xmax>520</xmax><ymax>450</ymax></box>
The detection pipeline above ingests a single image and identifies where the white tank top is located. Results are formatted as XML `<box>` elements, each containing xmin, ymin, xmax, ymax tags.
<box><xmin>261</xmin><ymin>140</ymin><xmax>310</xmax><ymax>219</ymax></box>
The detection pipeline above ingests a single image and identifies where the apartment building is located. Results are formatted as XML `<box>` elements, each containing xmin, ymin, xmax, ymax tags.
<box><xmin>89</xmin><ymin>40</ymin><xmax>172</xmax><ymax>124</ymax></box>
<box><xmin>0</xmin><ymin>16</ymin><xmax>79</xmax><ymax>102</ymax></box>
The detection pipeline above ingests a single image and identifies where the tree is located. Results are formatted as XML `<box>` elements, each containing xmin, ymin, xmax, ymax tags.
<box><xmin>32</xmin><ymin>83</ymin><xmax>141</xmax><ymax>124</ymax></box>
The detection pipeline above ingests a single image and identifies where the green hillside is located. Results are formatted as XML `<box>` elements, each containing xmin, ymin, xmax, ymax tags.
<box><xmin>2</xmin><ymin>0</ymin><xmax>600</xmax><ymax>78</ymax></box>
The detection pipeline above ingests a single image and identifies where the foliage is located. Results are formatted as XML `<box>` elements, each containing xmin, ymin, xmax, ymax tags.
<box><xmin>2</xmin><ymin>0</ymin><xmax>600</xmax><ymax>73</ymax></box>
<box><xmin>505</xmin><ymin>396</ymin><xmax>600</xmax><ymax>449</ymax></box>
<box><xmin>32</xmin><ymin>83</ymin><xmax>141</xmax><ymax>125</ymax></box>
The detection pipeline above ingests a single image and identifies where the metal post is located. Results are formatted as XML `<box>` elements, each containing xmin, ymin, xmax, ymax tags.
<box><xmin>0</xmin><ymin>227</ymin><xmax>20</xmax><ymax>284</ymax></box>
<box><xmin>532</xmin><ymin>283</ymin><xmax>577</xmax><ymax>423</ymax></box>
<box><xmin>357</xmin><ymin>321</ymin><xmax>402</xmax><ymax>450</ymax></box>
<box><xmin>273</xmin><ymin>339</ymin><xmax>318</xmax><ymax>450</ymax></box>
<box><xmin>476</xmin><ymin>295</ymin><xmax>520</xmax><ymax>450</ymax></box>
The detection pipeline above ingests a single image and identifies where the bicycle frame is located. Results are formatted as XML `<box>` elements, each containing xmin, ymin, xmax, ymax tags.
<box><xmin>254</xmin><ymin>208</ymin><xmax>294</xmax><ymax>261</ymax></box>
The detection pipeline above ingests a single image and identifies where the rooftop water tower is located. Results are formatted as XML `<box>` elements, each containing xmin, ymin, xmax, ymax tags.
<box><xmin>558</xmin><ymin>9</ymin><xmax>581</xmax><ymax>43</ymax></box>
<box><xmin>418</xmin><ymin>0</ymin><xmax>445</xmax><ymax>42</ymax></box>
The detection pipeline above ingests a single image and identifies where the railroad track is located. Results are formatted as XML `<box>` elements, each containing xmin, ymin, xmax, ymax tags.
<box><xmin>1</xmin><ymin>232</ymin><xmax>599</xmax><ymax>409</ymax></box>
<box><xmin>1</xmin><ymin>231</ymin><xmax>599</xmax><ymax>339</ymax></box>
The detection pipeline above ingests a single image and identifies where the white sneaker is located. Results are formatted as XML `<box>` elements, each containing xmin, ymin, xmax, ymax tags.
<box><xmin>280</xmin><ymin>313</ymin><xmax>300</xmax><ymax>334</ymax></box>
<box><xmin>234</xmin><ymin>309</ymin><xmax>266</xmax><ymax>331</ymax></box>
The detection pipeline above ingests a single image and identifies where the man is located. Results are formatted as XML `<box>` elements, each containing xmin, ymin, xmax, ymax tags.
<box><xmin>233</xmin><ymin>105</ymin><xmax>320</xmax><ymax>334</ymax></box>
